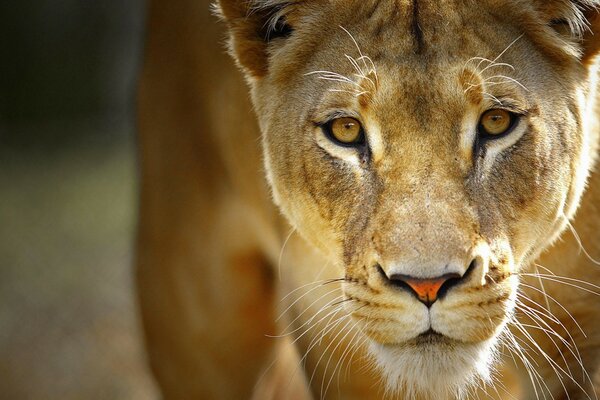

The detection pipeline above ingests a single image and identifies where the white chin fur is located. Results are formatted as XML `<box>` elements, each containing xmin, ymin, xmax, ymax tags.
<box><xmin>368</xmin><ymin>337</ymin><xmax>498</xmax><ymax>400</ymax></box>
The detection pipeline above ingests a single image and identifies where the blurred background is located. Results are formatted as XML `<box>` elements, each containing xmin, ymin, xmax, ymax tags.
<box><xmin>0</xmin><ymin>0</ymin><xmax>159</xmax><ymax>398</ymax></box>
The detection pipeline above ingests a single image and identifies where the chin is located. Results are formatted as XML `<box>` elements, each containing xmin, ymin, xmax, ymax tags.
<box><xmin>367</xmin><ymin>333</ymin><xmax>499</xmax><ymax>400</ymax></box>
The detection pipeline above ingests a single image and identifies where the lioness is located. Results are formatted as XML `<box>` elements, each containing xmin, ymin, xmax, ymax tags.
<box><xmin>136</xmin><ymin>0</ymin><xmax>600</xmax><ymax>398</ymax></box>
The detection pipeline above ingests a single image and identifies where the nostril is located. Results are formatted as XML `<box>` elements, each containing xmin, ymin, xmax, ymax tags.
<box><xmin>376</xmin><ymin>263</ymin><xmax>416</xmax><ymax>291</ymax></box>
<box><xmin>436</xmin><ymin>258</ymin><xmax>477</xmax><ymax>299</ymax></box>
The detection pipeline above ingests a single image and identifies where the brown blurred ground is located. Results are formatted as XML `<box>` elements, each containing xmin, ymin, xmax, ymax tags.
<box><xmin>0</xmin><ymin>123</ymin><xmax>158</xmax><ymax>400</ymax></box>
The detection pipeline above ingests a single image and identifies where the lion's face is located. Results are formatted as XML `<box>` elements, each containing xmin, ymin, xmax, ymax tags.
<box><xmin>219</xmin><ymin>0</ymin><xmax>599</xmax><ymax>396</ymax></box>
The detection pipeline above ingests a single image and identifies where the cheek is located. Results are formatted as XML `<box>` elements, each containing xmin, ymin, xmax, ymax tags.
<box><xmin>485</xmin><ymin>131</ymin><xmax>571</xmax><ymax>260</ymax></box>
<box><xmin>269</xmin><ymin>144</ymin><xmax>367</xmax><ymax>256</ymax></box>
<box><xmin>300</xmin><ymin>151</ymin><xmax>368</xmax><ymax>231</ymax></box>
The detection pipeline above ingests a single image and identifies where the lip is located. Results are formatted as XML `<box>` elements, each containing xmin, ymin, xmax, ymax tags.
<box><xmin>413</xmin><ymin>329</ymin><xmax>454</xmax><ymax>345</ymax></box>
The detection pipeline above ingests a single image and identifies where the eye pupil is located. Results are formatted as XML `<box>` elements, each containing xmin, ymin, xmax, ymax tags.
<box><xmin>479</xmin><ymin>109</ymin><xmax>513</xmax><ymax>136</ymax></box>
<box><xmin>328</xmin><ymin>117</ymin><xmax>364</xmax><ymax>145</ymax></box>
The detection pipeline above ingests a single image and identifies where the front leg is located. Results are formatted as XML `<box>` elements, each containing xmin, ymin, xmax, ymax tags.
<box><xmin>137</xmin><ymin>189</ymin><xmax>278</xmax><ymax>399</ymax></box>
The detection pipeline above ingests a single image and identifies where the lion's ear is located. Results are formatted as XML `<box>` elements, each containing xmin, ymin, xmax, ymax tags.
<box><xmin>215</xmin><ymin>0</ymin><xmax>297</xmax><ymax>78</ymax></box>
<box><xmin>582</xmin><ymin>7</ymin><xmax>600</xmax><ymax>63</ymax></box>
<box><xmin>536</xmin><ymin>1</ymin><xmax>600</xmax><ymax>63</ymax></box>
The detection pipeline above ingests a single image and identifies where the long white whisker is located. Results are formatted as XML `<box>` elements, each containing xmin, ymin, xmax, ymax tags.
<box><xmin>279</xmin><ymin>278</ymin><xmax>344</xmax><ymax>303</ymax></box>
<box><xmin>309</xmin><ymin>317</ymin><xmax>354</xmax><ymax>390</ymax></box>
<box><xmin>480</xmin><ymin>61</ymin><xmax>516</xmax><ymax>73</ymax></box>
<box><xmin>504</xmin><ymin>329</ymin><xmax>547</xmax><ymax>400</ymax></box>
<box><xmin>490</xmin><ymin>34</ymin><xmax>524</xmax><ymax>66</ymax></box>
<box><xmin>514</xmin><ymin>321</ymin><xmax>570</xmax><ymax>399</ymax></box>
<box><xmin>521</xmin><ymin>275</ymin><xmax>600</xmax><ymax>296</ymax></box>
<box><xmin>345</xmin><ymin>54</ymin><xmax>365</xmax><ymax>78</ymax></box>
<box><xmin>277</xmin><ymin>227</ymin><xmax>295</xmax><ymax>281</ymax></box>
<box><xmin>269</xmin><ymin>296</ymin><xmax>345</xmax><ymax>339</ymax></box>
<box><xmin>485</xmin><ymin>75</ymin><xmax>529</xmax><ymax>91</ymax></box>
<box><xmin>321</xmin><ymin>319</ymin><xmax>361</xmax><ymax>398</ymax></box>
<box><xmin>516</xmin><ymin>304</ymin><xmax>578</xmax><ymax>379</ymax></box>
<box><xmin>339</xmin><ymin>25</ymin><xmax>369</xmax><ymax>73</ymax></box>
<box><xmin>563</xmin><ymin>216</ymin><xmax>600</xmax><ymax>266</ymax></box>
<box><xmin>513</xmin><ymin>320</ymin><xmax>593</xmax><ymax>400</ymax></box>
<box><xmin>289</xmin><ymin>303</ymin><xmax>348</xmax><ymax>345</ymax></box>
<box><xmin>535</xmin><ymin>265</ymin><xmax>553</xmax><ymax>312</ymax></box>
<box><xmin>516</xmin><ymin>294</ymin><xmax>588</xmax><ymax>383</ymax></box>
<box><xmin>276</xmin><ymin>285</ymin><xmax>341</xmax><ymax>325</ymax></box>
<box><xmin>519</xmin><ymin>282</ymin><xmax>587</xmax><ymax>338</ymax></box>
<box><xmin>328</xmin><ymin>88</ymin><xmax>366</xmax><ymax>96</ymax></box>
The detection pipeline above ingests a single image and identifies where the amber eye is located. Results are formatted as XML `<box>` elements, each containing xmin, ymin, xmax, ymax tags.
<box><xmin>478</xmin><ymin>109</ymin><xmax>515</xmax><ymax>137</ymax></box>
<box><xmin>325</xmin><ymin>117</ymin><xmax>365</xmax><ymax>145</ymax></box>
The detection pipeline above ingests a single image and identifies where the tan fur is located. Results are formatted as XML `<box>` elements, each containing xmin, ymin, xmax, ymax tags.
<box><xmin>137</xmin><ymin>0</ymin><xmax>600</xmax><ymax>398</ymax></box>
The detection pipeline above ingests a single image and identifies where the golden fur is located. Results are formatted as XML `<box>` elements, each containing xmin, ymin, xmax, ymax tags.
<box><xmin>137</xmin><ymin>0</ymin><xmax>600</xmax><ymax>398</ymax></box>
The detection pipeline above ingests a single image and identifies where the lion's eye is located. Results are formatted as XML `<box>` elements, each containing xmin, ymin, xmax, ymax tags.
<box><xmin>478</xmin><ymin>109</ymin><xmax>516</xmax><ymax>137</ymax></box>
<box><xmin>325</xmin><ymin>117</ymin><xmax>365</xmax><ymax>146</ymax></box>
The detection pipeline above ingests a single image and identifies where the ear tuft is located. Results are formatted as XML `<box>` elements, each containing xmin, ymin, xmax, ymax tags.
<box><xmin>536</xmin><ymin>1</ymin><xmax>600</xmax><ymax>61</ymax></box>
<box><xmin>250</xmin><ymin>1</ymin><xmax>296</xmax><ymax>41</ymax></box>
<box><xmin>216</xmin><ymin>0</ymin><xmax>300</xmax><ymax>78</ymax></box>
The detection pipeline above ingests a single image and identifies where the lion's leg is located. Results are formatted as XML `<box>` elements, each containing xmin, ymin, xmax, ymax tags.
<box><xmin>252</xmin><ymin>337</ymin><xmax>314</xmax><ymax>400</ymax></box>
<box><xmin>135</xmin><ymin>0</ymin><xmax>286</xmax><ymax>397</ymax></box>
<box><xmin>136</xmin><ymin>190</ymin><xmax>278</xmax><ymax>399</ymax></box>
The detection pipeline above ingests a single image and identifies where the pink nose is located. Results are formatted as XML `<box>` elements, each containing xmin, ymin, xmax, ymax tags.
<box><xmin>388</xmin><ymin>273</ymin><xmax>463</xmax><ymax>306</ymax></box>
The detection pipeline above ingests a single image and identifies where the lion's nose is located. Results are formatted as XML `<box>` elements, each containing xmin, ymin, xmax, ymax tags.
<box><xmin>377</xmin><ymin>263</ymin><xmax>474</xmax><ymax>307</ymax></box>
<box><xmin>390</xmin><ymin>274</ymin><xmax>461</xmax><ymax>306</ymax></box>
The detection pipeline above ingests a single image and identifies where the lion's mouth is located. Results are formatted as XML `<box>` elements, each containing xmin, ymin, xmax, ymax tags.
<box><xmin>414</xmin><ymin>329</ymin><xmax>449</xmax><ymax>345</ymax></box>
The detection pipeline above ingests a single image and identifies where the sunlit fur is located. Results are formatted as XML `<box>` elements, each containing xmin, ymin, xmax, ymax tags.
<box><xmin>369</xmin><ymin>338</ymin><xmax>497</xmax><ymax>399</ymax></box>
<box><xmin>137</xmin><ymin>0</ymin><xmax>600</xmax><ymax>399</ymax></box>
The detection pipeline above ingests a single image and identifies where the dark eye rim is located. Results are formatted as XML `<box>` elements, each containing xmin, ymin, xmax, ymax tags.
<box><xmin>264</xmin><ymin>16</ymin><xmax>293</xmax><ymax>41</ymax></box>
<box><xmin>477</xmin><ymin>109</ymin><xmax>521</xmax><ymax>140</ymax></box>
<box><xmin>321</xmin><ymin>118</ymin><xmax>367</xmax><ymax>148</ymax></box>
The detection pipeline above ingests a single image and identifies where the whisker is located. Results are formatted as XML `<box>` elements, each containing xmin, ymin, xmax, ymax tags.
<box><xmin>289</xmin><ymin>304</ymin><xmax>347</xmax><ymax>346</ymax></box>
<box><xmin>269</xmin><ymin>296</ymin><xmax>344</xmax><ymax>339</ymax></box>
<box><xmin>279</xmin><ymin>277</ymin><xmax>345</xmax><ymax>303</ymax></box>
<box><xmin>484</xmin><ymin>75</ymin><xmax>529</xmax><ymax>91</ymax></box>
<box><xmin>317</xmin><ymin>75</ymin><xmax>364</xmax><ymax>88</ymax></box>
<box><xmin>339</xmin><ymin>25</ymin><xmax>370</xmax><ymax>74</ymax></box>
<box><xmin>281</xmin><ymin>309</ymin><xmax>349</xmax><ymax>395</ymax></box>
<box><xmin>277</xmin><ymin>227</ymin><xmax>295</xmax><ymax>281</ymax></box>
<box><xmin>515</xmin><ymin>323</ymin><xmax>569</xmax><ymax>399</ymax></box>
<box><xmin>516</xmin><ymin>291</ymin><xmax>593</xmax><ymax>391</ymax></box>
<box><xmin>309</xmin><ymin>317</ymin><xmax>354</xmax><ymax>390</ymax></box>
<box><xmin>563</xmin><ymin>214</ymin><xmax>600</xmax><ymax>266</ymax></box>
<box><xmin>520</xmin><ymin>274</ymin><xmax>600</xmax><ymax>296</ymax></box>
<box><xmin>352</xmin><ymin>71</ymin><xmax>376</xmax><ymax>90</ymax></box>
<box><xmin>482</xmin><ymin>92</ymin><xmax>502</xmax><ymax>105</ymax></box>
<box><xmin>534</xmin><ymin>265</ymin><xmax>552</xmax><ymax>312</ymax></box>
<box><xmin>515</xmin><ymin>305</ymin><xmax>579</xmax><ymax>378</ymax></box>
<box><xmin>489</xmin><ymin>34</ymin><xmax>524</xmax><ymax>67</ymax></box>
<box><xmin>345</xmin><ymin>54</ymin><xmax>365</xmax><ymax>78</ymax></box>
<box><xmin>320</xmin><ymin>319</ymin><xmax>361</xmax><ymax>398</ymax></box>
<box><xmin>503</xmin><ymin>330</ymin><xmax>548</xmax><ymax>400</ymax></box>
<box><xmin>276</xmin><ymin>285</ymin><xmax>341</xmax><ymax>326</ymax></box>
<box><xmin>343</xmin><ymin>324</ymin><xmax>370</xmax><ymax>380</ymax></box>
<box><xmin>328</xmin><ymin>88</ymin><xmax>366</xmax><ymax>96</ymax></box>
<box><xmin>479</xmin><ymin>61</ymin><xmax>516</xmax><ymax>73</ymax></box>
<box><xmin>518</xmin><ymin>282</ymin><xmax>587</xmax><ymax>338</ymax></box>
<box><xmin>513</xmin><ymin>320</ymin><xmax>593</xmax><ymax>400</ymax></box>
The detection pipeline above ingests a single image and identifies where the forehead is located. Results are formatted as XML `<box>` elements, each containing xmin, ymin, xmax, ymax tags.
<box><xmin>293</xmin><ymin>0</ymin><xmax>532</xmax><ymax>100</ymax></box>
<box><xmin>301</xmin><ymin>3</ymin><xmax>536</xmax><ymax>102</ymax></box>
<box><xmin>320</xmin><ymin>0</ymin><xmax>524</xmax><ymax>63</ymax></box>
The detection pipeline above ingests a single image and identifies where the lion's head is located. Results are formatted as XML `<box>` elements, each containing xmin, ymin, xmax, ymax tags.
<box><xmin>217</xmin><ymin>0</ymin><xmax>600</xmax><ymax>397</ymax></box>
